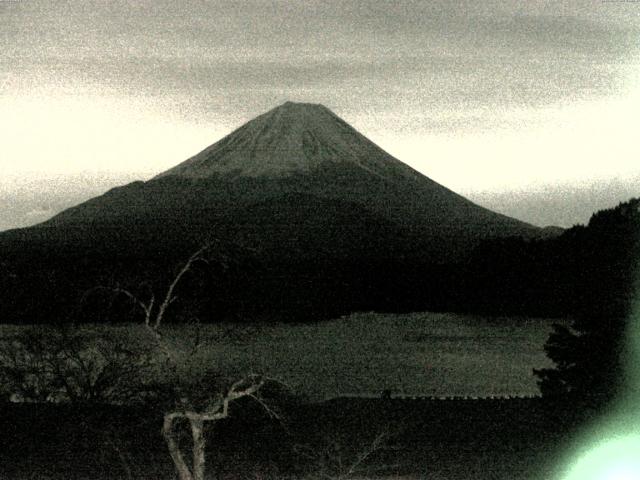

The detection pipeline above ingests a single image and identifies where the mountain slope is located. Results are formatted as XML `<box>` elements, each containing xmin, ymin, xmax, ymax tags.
<box><xmin>38</xmin><ymin>102</ymin><xmax>540</xmax><ymax>255</ymax></box>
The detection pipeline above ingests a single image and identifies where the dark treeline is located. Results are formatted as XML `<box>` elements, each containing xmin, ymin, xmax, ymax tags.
<box><xmin>534</xmin><ymin>198</ymin><xmax>639</xmax><ymax>405</ymax></box>
<box><xmin>0</xmin><ymin>199</ymin><xmax>637</xmax><ymax>325</ymax></box>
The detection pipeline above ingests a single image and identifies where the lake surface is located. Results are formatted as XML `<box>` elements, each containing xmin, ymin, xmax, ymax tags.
<box><xmin>220</xmin><ymin>311</ymin><xmax>561</xmax><ymax>400</ymax></box>
<box><xmin>0</xmin><ymin>312</ymin><xmax>562</xmax><ymax>401</ymax></box>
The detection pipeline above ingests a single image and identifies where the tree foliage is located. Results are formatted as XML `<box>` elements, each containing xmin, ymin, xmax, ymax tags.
<box><xmin>534</xmin><ymin>198</ymin><xmax>640</xmax><ymax>405</ymax></box>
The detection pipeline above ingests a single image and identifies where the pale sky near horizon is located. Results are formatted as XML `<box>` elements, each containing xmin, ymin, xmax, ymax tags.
<box><xmin>1</xmin><ymin>0</ymin><xmax>639</xmax><ymax>229</ymax></box>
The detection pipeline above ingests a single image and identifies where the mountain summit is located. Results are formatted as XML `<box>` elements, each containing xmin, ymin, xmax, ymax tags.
<box><xmin>158</xmin><ymin>102</ymin><xmax>421</xmax><ymax>180</ymax></box>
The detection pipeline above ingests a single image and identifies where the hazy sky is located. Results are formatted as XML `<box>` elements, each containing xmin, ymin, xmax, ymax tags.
<box><xmin>1</xmin><ymin>0</ymin><xmax>639</xmax><ymax>228</ymax></box>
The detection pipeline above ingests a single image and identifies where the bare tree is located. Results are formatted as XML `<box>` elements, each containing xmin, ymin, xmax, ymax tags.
<box><xmin>0</xmin><ymin>326</ymin><xmax>153</xmax><ymax>404</ymax></box>
<box><xmin>108</xmin><ymin>243</ymin><xmax>280</xmax><ymax>480</ymax></box>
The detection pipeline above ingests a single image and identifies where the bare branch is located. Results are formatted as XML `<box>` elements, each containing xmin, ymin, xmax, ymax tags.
<box><xmin>211</xmin><ymin>375</ymin><xmax>265</xmax><ymax>419</ymax></box>
<box><xmin>300</xmin><ymin>426</ymin><xmax>399</xmax><ymax>480</ymax></box>
<box><xmin>154</xmin><ymin>243</ymin><xmax>212</xmax><ymax>330</ymax></box>
<box><xmin>248</xmin><ymin>393</ymin><xmax>280</xmax><ymax>419</ymax></box>
<box><xmin>84</xmin><ymin>285</ymin><xmax>155</xmax><ymax>325</ymax></box>
<box><xmin>343</xmin><ymin>430</ymin><xmax>390</xmax><ymax>477</ymax></box>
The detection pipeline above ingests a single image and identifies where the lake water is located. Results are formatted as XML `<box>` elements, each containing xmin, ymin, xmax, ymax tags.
<box><xmin>0</xmin><ymin>312</ymin><xmax>562</xmax><ymax>402</ymax></box>
<box><xmin>229</xmin><ymin>311</ymin><xmax>562</xmax><ymax>400</ymax></box>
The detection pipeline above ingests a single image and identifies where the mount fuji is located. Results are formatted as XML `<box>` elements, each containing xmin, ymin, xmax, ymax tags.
<box><xmin>0</xmin><ymin>102</ymin><xmax>548</xmax><ymax>322</ymax></box>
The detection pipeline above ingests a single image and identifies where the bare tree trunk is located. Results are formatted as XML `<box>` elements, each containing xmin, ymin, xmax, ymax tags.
<box><xmin>163</xmin><ymin>414</ymin><xmax>194</xmax><ymax>480</ymax></box>
<box><xmin>190</xmin><ymin>418</ymin><xmax>206</xmax><ymax>480</ymax></box>
<box><xmin>103</xmin><ymin>244</ymin><xmax>273</xmax><ymax>480</ymax></box>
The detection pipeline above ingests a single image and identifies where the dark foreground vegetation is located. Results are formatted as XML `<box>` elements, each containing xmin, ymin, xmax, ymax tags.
<box><xmin>1</xmin><ymin>197</ymin><xmax>637</xmax><ymax>324</ymax></box>
<box><xmin>0</xmin><ymin>396</ymin><xmax>589</xmax><ymax>480</ymax></box>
